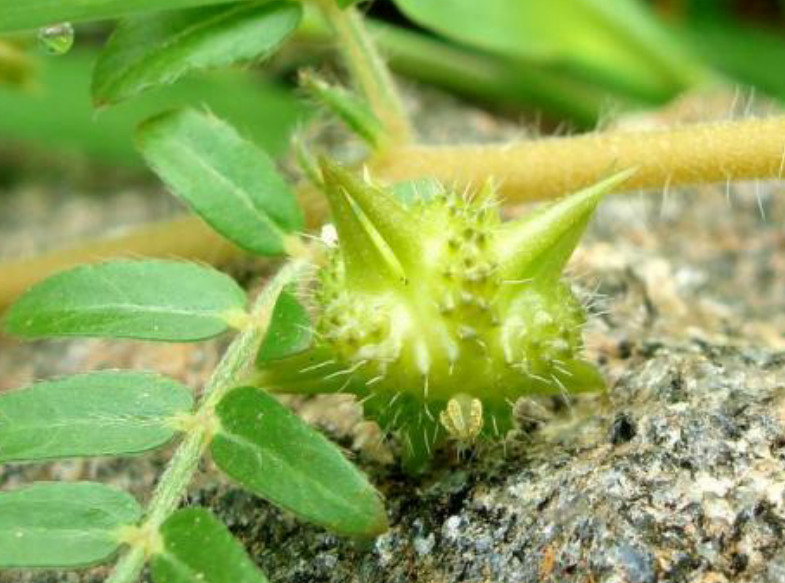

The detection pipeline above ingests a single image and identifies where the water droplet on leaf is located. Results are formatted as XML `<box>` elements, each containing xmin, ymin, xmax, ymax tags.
<box><xmin>37</xmin><ymin>23</ymin><xmax>74</xmax><ymax>55</ymax></box>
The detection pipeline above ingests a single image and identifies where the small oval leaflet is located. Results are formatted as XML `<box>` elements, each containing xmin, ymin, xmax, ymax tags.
<box><xmin>0</xmin><ymin>482</ymin><xmax>141</xmax><ymax>568</ymax></box>
<box><xmin>37</xmin><ymin>22</ymin><xmax>75</xmax><ymax>55</ymax></box>
<box><xmin>138</xmin><ymin>108</ymin><xmax>303</xmax><ymax>257</ymax></box>
<box><xmin>93</xmin><ymin>1</ymin><xmax>302</xmax><ymax>106</ymax></box>
<box><xmin>210</xmin><ymin>386</ymin><xmax>388</xmax><ymax>537</ymax></box>
<box><xmin>0</xmin><ymin>371</ymin><xmax>194</xmax><ymax>463</ymax></box>
<box><xmin>3</xmin><ymin>259</ymin><xmax>247</xmax><ymax>341</ymax></box>
<box><xmin>151</xmin><ymin>507</ymin><xmax>269</xmax><ymax>583</ymax></box>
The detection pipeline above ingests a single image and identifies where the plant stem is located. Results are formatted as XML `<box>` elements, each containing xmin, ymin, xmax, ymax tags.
<box><xmin>313</xmin><ymin>0</ymin><xmax>411</xmax><ymax>145</ymax></box>
<box><xmin>375</xmin><ymin>116</ymin><xmax>785</xmax><ymax>201</ymax></box>
<box><xmin>106</xmin><ymin>259</ymin><xmax>309</xmax><ymax>583</ymax></box>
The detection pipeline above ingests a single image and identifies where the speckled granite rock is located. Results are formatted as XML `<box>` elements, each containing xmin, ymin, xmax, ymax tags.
<box><xmin>186</xmin><ymin>341</ymin><xmax>785</xmax><ymax>583</ymax></box>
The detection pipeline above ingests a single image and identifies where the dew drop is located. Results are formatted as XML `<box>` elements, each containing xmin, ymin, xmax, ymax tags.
<box><xmin>37</xmin><ymin>22</ymin><xmax>74</xmax><ymax>56</ymax></box>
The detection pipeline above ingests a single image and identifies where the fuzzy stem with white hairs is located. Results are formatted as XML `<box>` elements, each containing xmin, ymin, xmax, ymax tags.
<box><xmin>375</xmin><ymin>116</ymin><xmax>785</xmax><ymax>201</ymax></box>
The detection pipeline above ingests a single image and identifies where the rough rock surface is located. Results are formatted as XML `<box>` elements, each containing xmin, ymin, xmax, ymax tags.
<box><xmin>2</xmin><ymin>91</ymin><xmax>785</xmax><ymax>583</ymax></box>
<box><xmin>197</xmin><ymin>343</ymin><xmax>785</xmax><ymax>583</ymax></box>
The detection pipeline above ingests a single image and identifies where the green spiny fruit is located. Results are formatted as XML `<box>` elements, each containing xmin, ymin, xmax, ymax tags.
<box><xmin>255</xmin><ymin>161</ymin><xmax>633</xmax><ymax>472</ymax></box>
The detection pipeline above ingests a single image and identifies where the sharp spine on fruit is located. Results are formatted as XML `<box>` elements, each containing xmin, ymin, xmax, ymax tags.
<box><xmin>257</xmin><ymin>162</ymin><xmax>634</xmax><ymax>472</ymax></box>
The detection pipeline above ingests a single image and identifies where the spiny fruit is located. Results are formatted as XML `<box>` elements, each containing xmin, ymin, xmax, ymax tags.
<box><xmin>255</xmin><ymin>160</ymin><xmax>633</xmax><ymax>472</ymax></box>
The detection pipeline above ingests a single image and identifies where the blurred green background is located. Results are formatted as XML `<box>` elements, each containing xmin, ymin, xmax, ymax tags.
<box><xmin>0</xmin><ymin>0</ymin><xmax>784</xmax><ymax>176</ymax></box>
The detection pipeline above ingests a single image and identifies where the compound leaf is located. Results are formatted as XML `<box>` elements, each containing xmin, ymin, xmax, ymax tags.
<box><xmin>3</xmin><ymin>259</ymin><xmax>247</xmax><ymax>341</ymax></box>
<box><xmin>151</xmin><ymin>507</ymin><xmax>269</xmax><ymax>583</ymax></box>
<box><xmin>93</xmin><ymin>1</ymin><xmax>302</xmax><ymax>106</ymax></box>
<box><xmin>138</xmin><ymin>108</ymin><xmax>303</xmax><ymax>256</ymax></box>
<box><xmin>211</xmin><ymin>386</ymin><xmax>388</xmax><ymax>537</ymax></box>
<box><xmin>0</xmin><ymin>482</ymin><xmax>141</xmax><ymax>568</ymax></box>
<box><xmin>0</xmin><ymin>371</ymin><xmax>193</xmax><ymax>463</ymax></box>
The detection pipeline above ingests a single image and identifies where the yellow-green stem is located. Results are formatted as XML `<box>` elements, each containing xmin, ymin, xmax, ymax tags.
<box><xmin>376</xmin><ymin>116</ymin><xmax>785</xmax><ymax>201</ymax></box>
<box><xmin>106</xmin><ymin>260</ymin><xmax>309</xmax><ymax>583</ymax></box>
<box><xmin>314</xmin><ymin>0</ymin><xmax>411</xmax><ymax>145</ymax></box>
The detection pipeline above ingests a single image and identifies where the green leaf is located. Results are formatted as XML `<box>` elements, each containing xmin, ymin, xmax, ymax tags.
<box><xmin>0</xmin><ymin>371</ymin><xmax>193</xmax><ymax>463</ymax></box>
<box><xmin>676</xmin><ymin>20</ymin><xmax>785</xmax><ymax>101</ymax></box>
<box><xmin>0</xmin><ymin>482</ymin><xmax>141</xmax><ymax>568</ymax></box>
<box><xmin>299</xmin><ymin>71</ymin><xmax>384</xmax><ymax>147</ymax></box>
<box><xmin>390</xmin><ymin>0</ymin><xmax>706</xmax><ymax>101</ymax></box>
<box><xmin>256</xmin><ymin>285</ymin><xmax>312</xmax><ymax>364</ymax></box>
<box><xmin>151</xmin><ymin>507</ymin><xmax>269</xmax><ymax>583</ymax></box>
<box><xmin>93</xmin><ymin>1</ymin><xmax>302</xmax><ymax>106</ymax></box>
<box><xmin>3</xmin><ymin>259</ymin><xmax>246</xmax><ymax>341</ymax></box>
<box><xmin>0</xmin><ymin>0</ymin><xmax>243</xmax><ymax>33</ymax></box>
<box><xmin>211</xmin><ymin>386</ymin><xmax>388</xmax><ymax>537</ymax></box>
<box><xmin>138</xmin><ymin>108</ymin><xmax>303</xmax><ymax>256</ymax></box>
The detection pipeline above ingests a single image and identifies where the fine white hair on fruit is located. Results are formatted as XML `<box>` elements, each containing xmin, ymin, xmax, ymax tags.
<box><xmin>257</xmin><ymin>161</ymin><xmax>632</xmax><ymax>471</ymax></box>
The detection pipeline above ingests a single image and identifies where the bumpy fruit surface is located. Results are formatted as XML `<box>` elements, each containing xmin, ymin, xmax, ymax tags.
<box><xmin>256</xmin><ymin>161</ymin><xmax>631</xmax><ymax>471</ymax></box>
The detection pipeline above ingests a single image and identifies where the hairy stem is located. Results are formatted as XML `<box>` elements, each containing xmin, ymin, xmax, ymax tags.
<box><xmin>376</xmin><ymin>116</ymin><xmax>785</xmax><ymax>201</ymax></box>
<box><xmin>314</xmin><ymin>0</ymin><xmax>411</xmax><ymax>145</ymax></box>
<box><xmin>107</xmin><ymin>260</ymin><xmax>309</xmax><ymax>583</ymax></box>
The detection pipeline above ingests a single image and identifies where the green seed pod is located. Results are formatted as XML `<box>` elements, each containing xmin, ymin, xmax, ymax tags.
<box><xmin>256</xmin><ymin>160</ymin><xmax>633</xmax><ymax>472</ymax></box>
